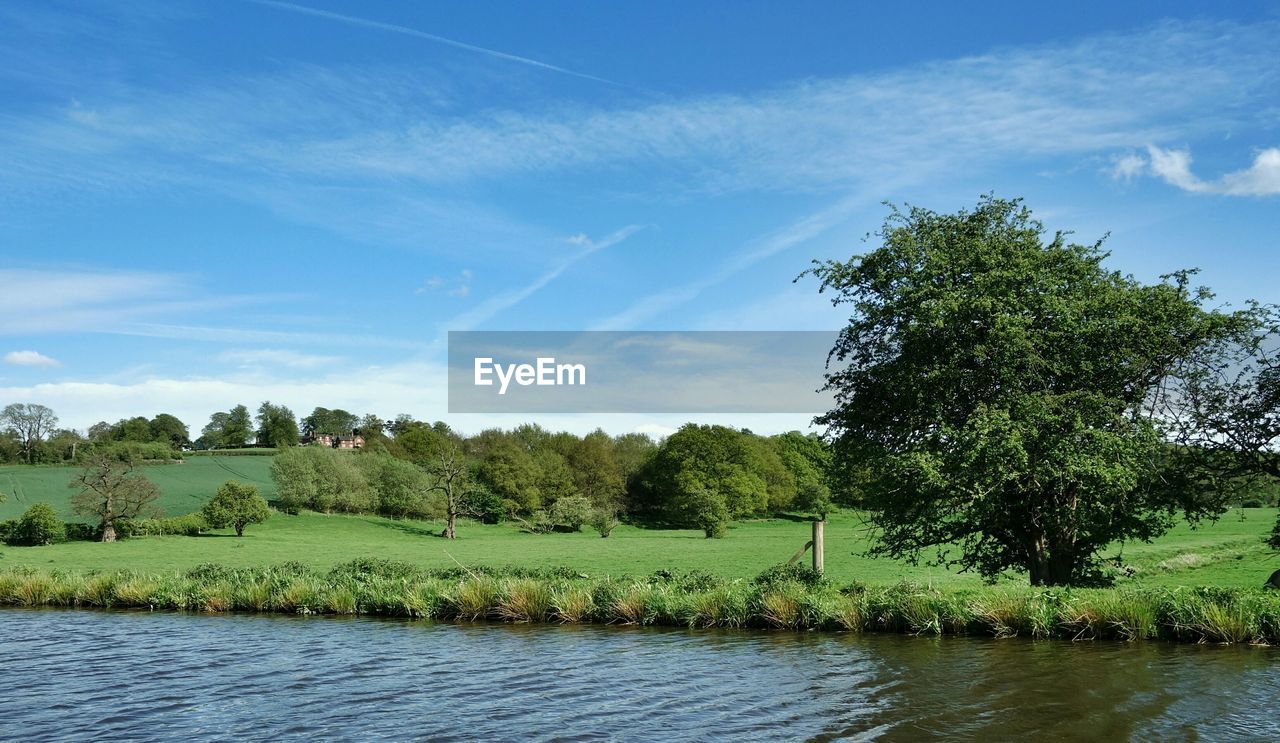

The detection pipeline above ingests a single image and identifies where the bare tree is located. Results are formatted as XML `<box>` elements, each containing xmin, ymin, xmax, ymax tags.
<box><xmin>69</xmin><ymin>455</ymin><xmax>162</xmax><ymax>542</ymax></box>
<box><xmin>1</xmin><ymin>403</ymin><xmax>58</xmax><ymax>464</ymax></box>
<box><xmin>423</xmin><ymin>438</ymin><xmax>479</xmax><ymax>539</ymax></box>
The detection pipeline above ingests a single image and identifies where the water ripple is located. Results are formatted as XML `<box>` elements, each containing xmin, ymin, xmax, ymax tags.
<box><xmin>1</xmin><ymin>609</ymin><xmax>1277</xmax><ymax>742</ymax></box>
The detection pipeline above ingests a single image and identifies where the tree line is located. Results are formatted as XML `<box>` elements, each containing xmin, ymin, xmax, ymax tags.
<box><xmin>0</xmin><ymin>399</ymin><xmax>848</xmax><ymax>542</ymax></box>
<box><xmin>267</xmin><ymin>420</ymin><xmax>844</xmax><ymax>540</ymax></box>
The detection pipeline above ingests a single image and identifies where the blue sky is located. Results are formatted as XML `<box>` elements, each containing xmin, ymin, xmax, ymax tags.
<box><xmin>1</xmin><ymin>0</ymin><xmax>1278</xmax><ymax>436</ymax></box>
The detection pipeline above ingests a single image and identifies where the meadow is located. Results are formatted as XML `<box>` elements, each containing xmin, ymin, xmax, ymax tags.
<box><xmin>0</xmin><ymin>456</ymin><xmax>276</xmax><ymax>521</ymax></box>
<box><xmin>0</xmin><ymin>456</ymin><xmax>1274</xmax><ymax>589</ymax></box>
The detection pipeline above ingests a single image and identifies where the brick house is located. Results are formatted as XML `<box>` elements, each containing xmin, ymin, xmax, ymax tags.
<box><xmin>305</xmin><ymin>432</ymin><xmax>364</xmax><ymax>449</ymax></box>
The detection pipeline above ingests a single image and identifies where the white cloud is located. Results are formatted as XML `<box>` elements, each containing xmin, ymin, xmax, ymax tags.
<box><xmin>1146</xmin><ymin>146</ymin><xmax>1205</xmax><ymax>192</ymax></box>
<box><xmin>632</xmin><ymin>423</ymin><xmax>677</xmax><ymax>440</ymax></box>
<box><xmin>416</xmin><ymin>269</ymin><xmax>473</xmax><ymax>297</ymax></box>
<box><xmin>217</xmin><ymin>348</ymin><xmax>342</xmax><ymax>369</ymax></box>
<box><xmin>1110</xmin><ymin>152</ymin><xmax>1148</xmax><ymax>182</ymax></box>
<box><xmin>1112</xmin><ymin>145</ymin><xmax>1280</xmax><ymax>196</ymax></box>
<box><xmin>1219</xmin><ymin>148</ymin><xmax>1280</xmax><ymax>196</ymax></box>
<box><xmin>0</xmin><ymin>362</ymin><xmax>449</xmax><ymax>431</ymax></box>
<box><xmin>0</xmin><ymin>363</ymin><xmax>820</xmax><ymax>436</ymax></box>
<box><xmin>3</xmin><ymin>350</ymin><xmax>61</xmax><ymax>367</ymax></box>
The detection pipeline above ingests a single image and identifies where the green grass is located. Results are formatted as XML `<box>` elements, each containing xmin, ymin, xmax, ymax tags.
<box><xmin>0</xmin><ymin>457</ymin><xmax>276</xmax><ymax>521</ymax></box>
<box><xmin>1</xmin><ymin>460</ymin><xmax>1276</xmax><ymax>588</ymax></box>
<box><xmin>1</xmin><ymin>504</ymin><xmax>1276</xmax><ymax>589</ymax></box>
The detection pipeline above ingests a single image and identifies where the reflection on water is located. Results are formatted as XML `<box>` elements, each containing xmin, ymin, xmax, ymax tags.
<box><xmin>1</xmin><ymin>609</ymin><xmax>1276</xmax><ymax>741</ymax></box>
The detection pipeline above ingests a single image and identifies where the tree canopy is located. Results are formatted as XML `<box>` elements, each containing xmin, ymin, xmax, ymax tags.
<box><xmin>1</xmin><ymin>403</ymin><xmax>58</xmax><ymax>463</ymax></box>
<box><xmin>202</xmin><ymin>480</ymin><xmax>271</xmax><ymax>537</ymax></box>
<box><xmin>804</xmin><ymin>196</ymin><xmax>1249</xmax><ymax>586</ymax></box>
<box><xmin>256</xmin><ymin>402</ymin><xmax>300</xmax><ymax>448</ymax></box>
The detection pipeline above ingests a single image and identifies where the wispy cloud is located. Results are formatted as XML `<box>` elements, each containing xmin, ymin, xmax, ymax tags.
<box><xmin>248</xmin><ymin>0</ymin><xmax>618</xmax><ymax>86</ymax></box>
<box><xmin>591</xmin><ymin>192</ymin><xmax>874</xmax><ymax>330</ymax></box>
<box><xmin>0</xmin><ymin>268</ymin><xmax>291</xmax><ymax>335</ymax></box>
<box><xmin>1114</xmin><ymin>145</ymin><xmax>1280</xmax><ymax>196</ymax></box>
<box><xmin>3</xmin><ymin>350</ymin><xmax>61</xmax><ymax>367</ymax></box>
<box><xmin>113</xmin><ymin>323</ymin><xmax>431</xmax><ymax>351</ymax></box>
<box><xmin>447</xmin><ymin>226</ymin><xmax>642</xmax><ymax>331</ymax></box>
<box><xmin>9</xmin><ymin>19</ymin><xmax>1278</xmax><ymax>200</ymax></box>
<box><xmin>416</xmin><ymin>269</ymin><xmax>473</xmax><ymax>297</ymax></box>
<box><xmin>218</xmin><ymin>348</ymin><xmax>342</xmax><ymax>369</ymax></box>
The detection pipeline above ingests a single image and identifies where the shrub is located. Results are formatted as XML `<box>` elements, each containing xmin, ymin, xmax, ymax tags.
<box><xmin>271</xmin><ymin>446</ymin><xmax>373</xmax><ymax>515</ymax></box>
<box><xmin>63</xmin><ymin>522</ymin><xmax>99</xmax><ymax>541</ymax></box>
<box><xmin>549</xmin><ymin>495</ymin><xmax>592</xmax><ymax>532</ymax></box>
<box><xmin>328</xmin><ymin>558</ymin><xmax>422</xmax><ymax>585</ymax></box>
<box><xmin>688</xmin><ymin>488</ymin><xmax>729</xmax><ymax>538</ymax></box>
<box><xmin>590</xmin><ymin>508</ymin><xmax>620</xmax><ymax>538</ymax></box>
<box><xmin>202</xmin><ymin>480</ymin><xmax>271</xmax><ymax>536</ymax></box>
<box><xmin>7</xmin><ymin>503</ymin><xmax>65</xmax><ymax>546</ymax></box>
<box><xmin>87</xmin><ymin>441</ymin><xmax>181</xmax><ymax>463</ymax></box>
<box><xmin>117</xmin><ymin>513</ymin><xmax>208</xmax><ymax>537</ymax></box>
<box><xmin>754</xmin><ymin>563</ymin><xmax>827</xmax><ymax>589</ymax></box>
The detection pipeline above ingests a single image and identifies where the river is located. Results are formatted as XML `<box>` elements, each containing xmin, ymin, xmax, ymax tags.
<box><xmin>1</xmin><ymin>609</ymin><xmax>1276</xmax><ymax>741</ymax></box>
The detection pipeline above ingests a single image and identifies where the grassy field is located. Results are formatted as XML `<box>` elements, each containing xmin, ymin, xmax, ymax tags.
<box><xmin>0</xmin><ymin>457</ymin><xmax>276</xmax><ymax>521</ymax></box>
<box><xmin>0</xmin><ymin>499</ymin><xmax>1275</xmax><ymax>588</ymax></box>
<box><xmin>1</xmin><ymin>460</ymin><xmax>1276</xmax><ymax>588</ymax></box>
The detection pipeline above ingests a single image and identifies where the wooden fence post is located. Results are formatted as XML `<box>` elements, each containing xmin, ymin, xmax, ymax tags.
<box><xmin>812</xmin><ymin>519</ymin><xmax>825</xmax><ymax>573</ymax></box>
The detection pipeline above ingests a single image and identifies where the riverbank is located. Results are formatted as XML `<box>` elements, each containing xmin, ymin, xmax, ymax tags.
<box><xmin>3</xmin><ymin>507</ymin><xmax>1277</xmax><ymax>588</ymax></box>
<box><xmin>3</xmin><ymin>562</ymin><xmax>1279</xmax><ymax>644</ymax></box>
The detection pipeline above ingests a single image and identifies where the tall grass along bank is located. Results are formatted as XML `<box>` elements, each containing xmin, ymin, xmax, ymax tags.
<box><xmin>2</xmin><ymin>561</ymin><xmax>1279</xmax><ymax>645</ymax></box>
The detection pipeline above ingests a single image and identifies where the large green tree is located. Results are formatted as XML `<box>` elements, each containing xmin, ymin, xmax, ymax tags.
<box><xmin>200</xmin><ymin>405</ymin><xmax>253</xmax><ymax>449</ymax></box>
<box><xmin>804</xmin><ymin>196</ymin><xmax>1246</xmax><ymax>586</ymax></box>
<box><xmin>256</xmin><ymin>402</ymin><xmax>299</xmax><ymax>448</ymax></box>
<box><xmin>302</xmin><ymin>407</ymin><xmax>359</xmax><ymax>437</ymax></box>
<box><xmin>149</xmin><ymin>414</ymin><xmax>190</xmax><ymax>449</ymax></box>
<box><xmin>0</xmin><ymin>403</ymin><xmax>58</xmax><ymax>464</ymax></box>
<box><xmin>633</xmin><ymin>424</ymin><xmax>779</xmax><ymax>534</ymax></box>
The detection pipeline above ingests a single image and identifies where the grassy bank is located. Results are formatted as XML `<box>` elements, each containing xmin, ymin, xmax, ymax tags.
<box><xmin>3</xmin><ymin>562</ymin><xmax>1280</xmax><ymax>644</ymax></box>
<box><xmin>3</xmin><ymin>508</ymin><xmax>1277</xmax><ymax>589</ymax></box>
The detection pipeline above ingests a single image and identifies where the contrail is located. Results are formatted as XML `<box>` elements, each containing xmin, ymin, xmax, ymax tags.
<box><xmin>447</xmin><ymin>225</ymin><xmax>643</xmax><ymax>331</ymax></box>
<box><xmin>250</xmin><ymin>0</ymin><xmax>618</xmax><ymax>85</ymax></box>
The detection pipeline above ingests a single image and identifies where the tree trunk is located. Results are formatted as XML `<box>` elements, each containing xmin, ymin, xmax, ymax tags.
<box><xmin>445</xmin><ymin>509</ymin><xmax>457</xmax><ymax>539</ymax></box>
<box><xmin>1028</xmin><ymin>545</ymin><xmax>1076</xmax><ymax>586</ymax></box>
<box><xmin>235</xmin><ymin>522</ymin><xmax>245</xmax><ymax>537</ymax></box>
<box><xmin>101</xmin><ymin>523</ymin><xmax>117</xmax><ymax>543</ymax></box>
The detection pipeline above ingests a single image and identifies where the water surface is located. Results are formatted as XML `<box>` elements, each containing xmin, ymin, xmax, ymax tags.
<box><xmin>1</xmin><ymin>609</ymin><xmax>1276</xmax><ymax>741</ymax></box>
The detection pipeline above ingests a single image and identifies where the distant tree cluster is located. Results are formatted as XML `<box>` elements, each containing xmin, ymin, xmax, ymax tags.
<box><xmin>0</xmin><ymin>404</ymin><xmax>191</xmax><ymax>465</ymax></box>
<box><xmin>267</xmin><ymin>419</ymin><xmax>843</xmax><ymax>540</ymax></box>
<box><xmin>631</xmin><ymin>425</ymin><xmax>841</xmax><ymax>537</ymax></box>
